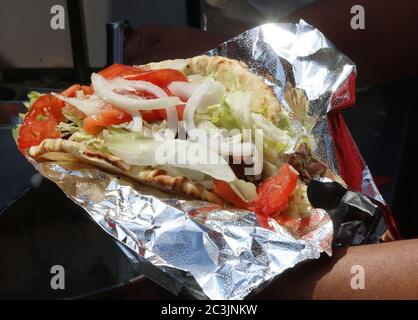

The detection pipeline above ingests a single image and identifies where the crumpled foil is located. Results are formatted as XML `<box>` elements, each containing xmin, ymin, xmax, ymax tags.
<box><xmin>208</xmin><ymin>20</ymin><xmax>353</xmax><ymax>175</ymax></box>
<box><xmin>21</xmin><ymin>20</ymin><xmax>393</xmax><ymax>299</ymax></box>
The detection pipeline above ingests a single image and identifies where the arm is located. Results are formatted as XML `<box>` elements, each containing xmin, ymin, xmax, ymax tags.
<box><xmin>255</xmin><ymin>239</ymin><xmax>418</xmax><ymax>299</ymax></box>
<box><xmin>98</xmin><ymin>239</ymin><xmax>418</xmax><ymax>299</ymax></box>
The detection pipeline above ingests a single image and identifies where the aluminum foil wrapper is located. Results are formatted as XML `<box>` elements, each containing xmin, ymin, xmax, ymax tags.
<box><xmin>21</xmin><ymin>20</ymin><xmax>395</xmax><ymax>299</ymax></box>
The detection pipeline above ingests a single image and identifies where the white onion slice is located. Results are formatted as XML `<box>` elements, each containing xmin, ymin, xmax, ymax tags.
<box><xmin>91</xmin><ymin>73</ymin><xmax>181</xmax><ymax>112</ymax></box>
<box><xmin>184</xmin><ymin>80</ymin><xmax>225</xmax><ymax>135</ymax></box>
<box><xmin>127</xmin><ymin>112</ymin><xmax>143</xmax><ymax>132</ymax></box>
<box><xmin>53</xmin><ymin>93</ymin><xmax>104</xmax><ymax>117</ymax></box>
<box><xmin>167</xmin><ymin>81</ymin><xmax>198</xmax><ymax>100</ymax></box>
<box><xmin>194</xmin><ymin>125</ymin><xmax>262</xmax><ymax>175</ymax></box>
<box><xmin>195</xmin><ymin>123</ymin><xmax>255</xmax><ymax>157</ymax></box>
<box><xmin>109</xmin><ymin>78</ymin><xmax>167</xmax><ymax>98</ymax></box>
<box><xmin>109</xmin><ymin>76</ymin><xmax>178</xmax><ymax>136</ymax></box>
<box><xmin>91</xmin><ymin>73</ymin><xmax>180</xmax><ymax>136</ymax></box>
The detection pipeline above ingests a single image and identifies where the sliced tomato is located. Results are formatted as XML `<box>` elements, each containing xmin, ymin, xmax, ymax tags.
<box><xmin>24</xmin><ymin>94</ymin><xmax>65</xmax><ymax>123</ymax></box>
<box><xmin>62</xmin><ymin>84</ymin><xmax>94</xmax><ymax>97</ymax></box>
<box><xmin>140</xmin><ymin>110</ymin><xmax>161</xmax><ymax>123</ymax></box>
<box><xmin>256</xmin><ymin>214</ymin><xmax>273</xmax><ymax>230</ymax></box>
<box><xmin>62</xmin><ymin>84</ymin><xmax>81</xmax><ymax>97</ymax></box>
<box><xmin>98</xmin><ymin>63</ymin><xmax>147</xmax><ymax>79</ymax></box>
<box><xmin>125</xmin><ymin>69</ymin><xmax>188</xmax><ymax>92</ymax></box>
<box><xmin>17</xmin><ymin>94</ymin><xmax>65</xmax><ymax>150</ymax></box>
<box><xmin>127</xmin><ymin>90</ymin><xmax>163</xmax><ymax>122</ymax></box>
<box><xmin>273</xmin><ymin>212</ymin><xmax>301</xmax><ymax>231</ymax></box>
<box><xmin>250</xmin><ymin>163</ymin><xmax>299</xmax><ymax>217</ymax></box>
<box><xmin>81</xmin><ymin>85</ymin><xmax>94</xmax><ymax>95</ymax></box>
<box><xmin>128</xmin><ymin>69</ymin><xmax>188</xmax><ymax>119</ymax></box>
<box><xmin>98</xmin><ymin>64</ymin><xmax>187</xmax><ymax>89</ymax></box>
<box><xmin>18</xmin><ymin>120</ymin><xmax>61</xmax><ymax>150</ymax></box>
<box><xmin>82</xmin><ymin>66</ymin><xmax>189</xmax><ymax>134</ymax></box>
<box><xmin>212</xmin><ymin>179</ymin><xmax>250</xmax><ymax>210</ymax></box>
<box><xmin>83</xmin><ymin>106</ymin><xmax>184</xmax><ymax>135</ymax></box>
<box><xmin>82</xmin><ymin>88</ymin><xmax>173</xmax><ymax>135</ymax></box>
<box><xmin>83</xmin><ymin>104</ymin><xmax>132</xmax><ymax>135</ymax></box>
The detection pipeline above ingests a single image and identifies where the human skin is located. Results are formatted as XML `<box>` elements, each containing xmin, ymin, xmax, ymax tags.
<box><xmin>97</xmin><ymin>239</ymin><xmax>418</xmax><ymax>299</ymax></box>
<box><xmin>255</xmin><ymin>239</ymin><xmax>418</xmax><ymax>300</ymax></box>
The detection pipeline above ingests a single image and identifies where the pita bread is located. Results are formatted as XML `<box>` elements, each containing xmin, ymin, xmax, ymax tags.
<box><xmin>28</xmin><ymin>139</ymin><xmax>225</xmax><ymax>205</ymax></box>
<box><xmin>146</xmin><ymin>56</ymin><xmax>284</xmax><ymax>123</ymax></box>
<box><xmin>25</xmin><ymin>56</ymin><xmax>307</xmax><ymax>205</ymax></box>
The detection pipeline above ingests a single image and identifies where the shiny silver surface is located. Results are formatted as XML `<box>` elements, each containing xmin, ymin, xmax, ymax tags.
<box><xmin>22</xmin><ymin>20</ymin><xmax>376</xmax><ymax>299</ymax></box>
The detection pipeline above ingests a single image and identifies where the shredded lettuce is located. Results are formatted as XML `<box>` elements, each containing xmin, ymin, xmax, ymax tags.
<box><xmin>287</xmin><ymin>181</ymin><xmax>312</xmax><ymax>219</ymax></box>
<box><xmin>24</xmin><ymin>91</ymin><xmax>44</xmax><ymax>109</ymax></box>
<box><xmin>208</xmin><ymin>100</ymin><xmax>240</xmax><ymax>130</ymax></box>
<box><xmin>62</xmin><ymin>105</ymin><xmax>83</xmax><ymax>126</ymax></box>
<box><xmin>277</xmin><ymin>110</ymin><xmax>296</xmax><ymax>135</ymax></box>
<box><xmin>58</xmin><ymin>121</ymin><xmax>80</xmax><ymax>135</ymax></box>
<box><xmin>12</xmin><ymin>123</ymin><xmax>21</xmax><ymax>143</ymax></box>
<box><xmin>104</xmin><ymin>137</ymin><xmax>237</xmax><ymax>182</ymax></box>
<box><xmin>206</xmin><ymin>93</ymin><xmax>293</xmax><ymax>165</ymax></box>
<box><xmin>14</xmin><ymin>92</ymin><xmax>44</xmax><ymax>143</ymax></box>
<box><xmin>68</xmin><ymin>124</ymin><xmax>238</xmax><ymax>183</ymax></box>
<box><xmin>103</xmin><ymin>127</ymin><xmax>143</xmax><ymax>141</ymax></box>
<box><xmin>230</xmin><ymin>179</ymin><xmax>257</xmax><ymax>202</ymax></box>
<box><xmin>58</xmin><ymin>104</ymin><xmax>106</xmax><ymax>151</ymax></box>
<box><xmin>196</xmin><ymin>120</ymin><xmax>219</xmax><ymax>133</ymax></box>
<box><xmin>262</xmin><ymin>160</ymin><xmax>280</xmax><ymax>178</ymax></box>
<box><xmin>54</xmin><ymin>93</ymin><xmax>104</xmax><ymax>117</ymax></box>
<box><xmin>69</xmin><ymin>131</ymin><xmax>106</xmax><ymax>151</ymax></box>
<box><xmin>59</xmin><ymin>105</ymin><xmax>85</xmax><ymax>137</ymax></box>
<box><xmin>251</xmin><ymin>113</ymin><xmax>290</xmax><ymax>162</ymax></box>
<box><xmin>67</xmin><ymin>126</ymin><xmax>156</xmax><ymax>153</ymax></box>
<box><xmin>225</xmin><ymin>91</ymin><xmax>252</xmax><ymax>129</ymax></box>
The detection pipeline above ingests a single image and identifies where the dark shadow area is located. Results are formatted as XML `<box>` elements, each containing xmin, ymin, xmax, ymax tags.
<box><xmin>92</xmin><ymin>276</ymin><xmax>180</xmax><ymax>300</ymax></box>
<box><xmin>0</xmin><ymin>178</ymin><xmax>140</xmax><ymax>299</ymax></box>
<box><xmin>253</xmin><ymin>248</ymin><xmax>348</xmax><ymax>299</ymax></box>
<box><xmin>343</xmin><ymin>77</ymin><xmax>418</xmax><ymax>237</ymax></box>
